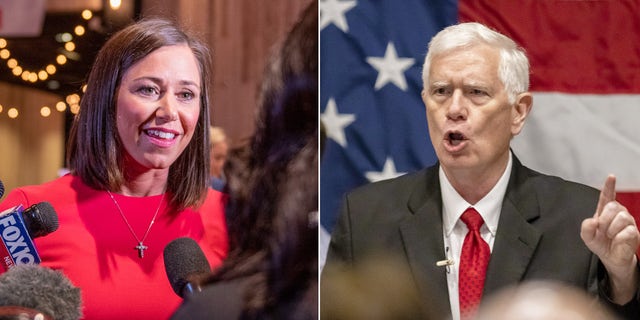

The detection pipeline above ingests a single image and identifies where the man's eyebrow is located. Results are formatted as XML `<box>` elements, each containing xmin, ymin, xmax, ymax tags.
<box><xmin>430</xmin><ymin>81</ymin><xmax>449</xmax><ymax>87</ymax></box>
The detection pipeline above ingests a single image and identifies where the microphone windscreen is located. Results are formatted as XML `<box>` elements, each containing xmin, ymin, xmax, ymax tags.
<box><xmin>0</xmin><ymin>265</ymin><xmax>82</xmax><ymax>320</ymax></box>
<box><xmin>164</xmin><ymin>237</ymin><xmax>211</xmax><ymax>297</ymax></box>
<box><xmin>22</xmin><ymin>202</ymin><xmax>59</xmax><ymax>238</ymax></box>
<box><xmin>0</xmin><ymin>179</ymin><xmax>4</xmax><ymax>199</ymax></box>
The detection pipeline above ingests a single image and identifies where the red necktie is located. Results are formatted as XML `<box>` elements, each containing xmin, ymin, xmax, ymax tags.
<box><xmin>458</xmin><ymin>207</ymin><xmax>490</xmax><ymax>319</ymax></box>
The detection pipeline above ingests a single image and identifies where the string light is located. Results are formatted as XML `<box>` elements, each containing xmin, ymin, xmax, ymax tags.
<box><xmin>70</xmin><ymin>103</ymin><xmax>81</xmax><ymax>114</ymax></box>
<box><xmin>0</xmin><ymin>100</ymin><xmax>72</xmax><ymax>119</ymax></box>
<box><xmin>60</xmin><ymin>33</ymin><xmax>73</xmax><ymax>42</ymax></box>
<box><xmin>74</xmin><ymin>25</ymin><xmax>85</xmax><ymax>36</ymax></box>
<box><xmin>56</xmin><ymin>101</ymin><xmax>67</xmax><ymax>112</ymax></box>
<box><xmin>7</xmin><ymin>58</ymin><xmax>17</xmax><ymax>68</ymax></box>
<box><xmin>0</xmin><ymin>10</ymin><xmax>94</xmax><ymax>120</ymax></box>
<box><xmin>82</xmin><ymin>10</ymin><xmax>92</xmax><ymax>20</ymax></box>
<box><xmin>40</xmin><ymin>106</ymin><xmax>51</xmax><ymax>117</ymax></box>
<box><xmin>64</xmin><ymin>42</ymin><xmax>76</xmax><ymax>52</ymax></box>
<box><xmin>56</xmin><ymin>54</ymin><xmax>67</xmax><ymax>65</ymax></box>
<box><xmin>1</xmin><ymin>10</ymin><xmax>92</xmax><ymax>88</ymax></box>
<box><xmin>66</xmin><ymin>94</ymin><xmax>81</xmax><ymax>105</ymax></box>
<box><xmin>46</xmin><ymin>64</ymin><xmax>56</xmax><ymax>75</ymax></box>
<box><xmin>7</xmin><ymin>108</ymin><xmax>18</xmax><ymax>119</ymax></box>
<box><xmin>0</xmin><ymin>49</ymin><xmax>10</xmax><ymax>59</ymax></box>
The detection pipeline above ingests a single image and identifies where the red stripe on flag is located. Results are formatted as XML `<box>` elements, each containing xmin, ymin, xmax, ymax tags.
<box><xmin>618</xmin><ymin>192</ymin><xmax>640</xmax><ymax>229</ymax></box>
<box><xmin>618</xmin><ymin>192</ymin><xmax>640</xmax><ymax>256</ymax></box>
<box><xmin>458</xmin><ymin>0</ymin><xmax>640</xmax><ymax>94</ymax></box>
<box><xmin>458</xmin><ymin>2</ymin><xmax>640</xmax><ymax>247</ymax></box>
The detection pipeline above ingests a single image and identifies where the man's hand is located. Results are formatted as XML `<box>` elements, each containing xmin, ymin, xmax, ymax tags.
<box><xmin>581</xmin><ymin>175</ymin><xmax>640</xmax><ymax>304</ymax></box>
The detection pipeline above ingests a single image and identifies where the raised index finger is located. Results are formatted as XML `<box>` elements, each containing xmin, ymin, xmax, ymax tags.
<box><xmin>595</xmin><ymin>175</ymin><xmax>616</xmax><ymax>217</ymax></box>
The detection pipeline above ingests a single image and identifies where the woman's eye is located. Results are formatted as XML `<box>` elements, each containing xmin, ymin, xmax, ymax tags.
<box><xmin>137</xmin><ymin>86</ymin><xmax>159</xmax><ymax>96</ymax></box>
<box><xmin>178</xmin><ymin>91</ymin><xmax>196</xmax><ymax>101</ymax></box>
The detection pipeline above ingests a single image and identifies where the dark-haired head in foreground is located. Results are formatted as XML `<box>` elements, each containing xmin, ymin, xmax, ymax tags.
<box><xmin>171</xmin><ymin>1</ymin><xmax>318</xmax><ymax>319</ymax></box>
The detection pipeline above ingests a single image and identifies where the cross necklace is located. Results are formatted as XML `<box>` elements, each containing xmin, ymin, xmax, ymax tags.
<box><xmin>107</xmin><ymin>190</ymin><xmax>165</xmax><ymax>259</ymax></box>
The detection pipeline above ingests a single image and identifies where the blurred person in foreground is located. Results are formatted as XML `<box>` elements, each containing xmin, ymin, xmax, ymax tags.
<box><xmin>0</xmin><ymin>18</ymin><xmax>228</xmax><ymax>319</ymax></box>
<box><xmin>475</xmin><ymin>280</ymin><xmax>620</xmax><ymax>320</ymax></box>
<box><xmin>209</xmin><ymin>126</ymin><xmax>229</xmax><ymax>191</ymax></box>
<box><xmin>321</xmin><ymin>253</ymin><xmax>433</xmax><ymax>320</ymax></box>
<box><xmin>171</xmin><ymin>1</ymin><xmax>318</xmax><ymax>319</ymax></box>
<box><xmin>324</xmin><ymin>22</ymin><xmax>640</xmax><ymax>320</ymax></box>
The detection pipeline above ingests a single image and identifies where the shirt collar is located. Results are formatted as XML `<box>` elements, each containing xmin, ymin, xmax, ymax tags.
<box><xmin>441</xmin><ymin>151</ymin><xmax>513</xmax><ymax>236</ymax></box>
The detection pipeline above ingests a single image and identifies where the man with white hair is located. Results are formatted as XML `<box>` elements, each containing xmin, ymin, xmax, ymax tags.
<box><xmin>324</xmin><ymin>22</ymin><xmax>639</xmax><ymax>320</ymax></box>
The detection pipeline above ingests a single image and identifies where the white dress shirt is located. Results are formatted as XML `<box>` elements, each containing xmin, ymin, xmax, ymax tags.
<box><xmin>440</xmin><ymin>152</ymin><xmax>512</xmax><ymax>320</ymax></box>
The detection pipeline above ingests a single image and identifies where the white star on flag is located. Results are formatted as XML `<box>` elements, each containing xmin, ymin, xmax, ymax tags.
<box><xmin>366</xmin><ymin>42</ymin><xmax>415</xmax><ymax>91</ymax></box>
<box><xmin>365</xmin><ymin>157</ymin><xmax>406</xmax><ymax>182</ymax></box>
<box><xmin>321</xmin><ymin>98</ymin><xmax>356</xmax><ymax>148</ymax></box>
<box><xmin>320</xmin><ymin>0</ymin><xmax>357</xmax><ymax>32</ymax></box>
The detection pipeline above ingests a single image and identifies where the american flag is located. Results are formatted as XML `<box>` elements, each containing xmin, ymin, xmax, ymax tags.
<box><xmin>319</xmin><ymin>0</ymin><xmax>640</xmax><ymax>262</ymax></box>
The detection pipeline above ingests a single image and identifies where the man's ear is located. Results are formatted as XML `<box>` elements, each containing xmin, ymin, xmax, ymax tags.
<box><xmin>511</xmin><ymin>92</ymin><xmax>533</xmax><ymax>136</ymax></box>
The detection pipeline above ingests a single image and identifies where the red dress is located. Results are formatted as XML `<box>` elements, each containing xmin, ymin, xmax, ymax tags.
<box><xmin>0</xmin><ymin>174</ymin><xmax>228</xmax><ymax>319</ymax></box>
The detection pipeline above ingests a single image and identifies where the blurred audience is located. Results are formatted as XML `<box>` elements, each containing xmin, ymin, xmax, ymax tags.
<box><xmin>209</xmin><ymin>126</ymin><xmax>229</xmax><ymax>191</ymax></box>
<box><xmin>171</xmin><ymin>1</ymin><xmax>318</xmax><ymax>319</ymax></box>
<box><xmin>321</xmin><ymin>253</ymin><xmax>434</xmax><ymax>320</ymax></box>
<box><xmin>475</xmin><ymin>280</ymin><xmax>620</xmax><ymax>320</ymax></box>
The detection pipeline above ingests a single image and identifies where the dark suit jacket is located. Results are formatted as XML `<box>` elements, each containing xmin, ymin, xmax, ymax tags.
<box><xmin>171</xmin><ymin>276</ymin><xmax>318</xmax><ymax>320</ymax></box>
<box><xmin>325</xmin><ymin>156</ymin><xmax>638</xmax><ymax>319</ymax></box>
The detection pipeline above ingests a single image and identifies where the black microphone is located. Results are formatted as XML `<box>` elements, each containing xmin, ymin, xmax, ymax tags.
<box><xmin>164</xmin><ymin>237</ymin><xmax>211</xmax><ymax>298</ymax></box>
<box><xmin>0</xmin><ymin>179</ymin><xmax>5</xmax><ymax>199</ymax></box>
<box><xmin>0</xmin><ymin>264</ymin><xmax>82</xmax><ymax>320</ymax></box>
<box><xmin>0</xmin><ymin>202</ymin><xmax>59</xmax><ymax>272</ymax></box>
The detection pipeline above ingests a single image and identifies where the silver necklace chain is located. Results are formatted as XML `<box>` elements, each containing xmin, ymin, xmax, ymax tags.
<box><xmin>106</xmin><ymin>190</ymin><xmax>165</xmax><ymax>259</ymax></box>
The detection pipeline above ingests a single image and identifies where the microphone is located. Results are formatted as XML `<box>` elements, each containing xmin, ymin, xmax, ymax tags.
<box><xmin>163</xmin><ymin>237</ymin><xmax>211</xmax><ymax>298</ymax></box>
<box><xmin>0</xmin><ymin>202</ymin><xmax>59</xmax><ymax>272</ymax></box>
<box><xmin>0</xmin><ymin>179</ymin><xmax>4</xmax><ymax>199</ymax></box>
<box><xmin>0</xmin><ymin>264</ymin><xmax>82</xmax><ymax>320</ymax></box>
<box><xmin>0</xmin><ymin>306</ymin><xmax>54</xmax><ymax>320</ymax></box>
<box><xmin>436</xmin><ymin>246</ymin><xmax>454</xmax><ymax>272</ymax></box>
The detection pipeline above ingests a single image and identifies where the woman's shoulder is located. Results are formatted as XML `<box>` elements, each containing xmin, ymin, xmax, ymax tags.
<box><xmin>200</xmin><ymin>188</ymin><xmax>228</xmax><ymax>212</ymax></box>
<box><xmin>0</xmin><ymin>175</ymin><xmax>82</xmax><ymax>209</ymax></box>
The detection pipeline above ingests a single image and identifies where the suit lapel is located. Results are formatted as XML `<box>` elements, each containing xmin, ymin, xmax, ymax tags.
<box><xmin>399</xmin><ymin>166</ymin><xmax>451</xmax><ymax>315</ymax></box>
<box><xmin>396</xmin><ymin>157</ymin><xmax>544</xmax><ymax>312</ymax></box>
<box><xmin>484</xmin><ymin>156</ymin><xmax>542</xmax><ymax>295</ymax></box>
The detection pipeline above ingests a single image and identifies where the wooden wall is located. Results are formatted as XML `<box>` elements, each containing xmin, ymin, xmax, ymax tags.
<box><xmin>0</xmin><ymin>83</ymin><xmax>66</xmax><ymax>192</ymax></box>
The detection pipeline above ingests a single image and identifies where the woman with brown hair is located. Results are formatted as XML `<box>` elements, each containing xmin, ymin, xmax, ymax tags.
<box><xmin>0</xmin><ymin>18</ymin><xmax>228</xmax><ymax>319</ymax></box>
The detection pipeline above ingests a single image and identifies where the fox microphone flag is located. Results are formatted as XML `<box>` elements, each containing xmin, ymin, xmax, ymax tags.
<box><xmin>0</xmin><ymin>202</ymin><xmax>59</xmax><ymax>272</ymax></box>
